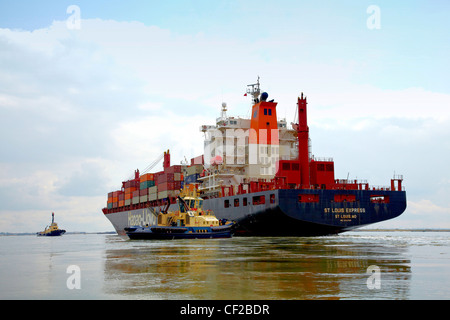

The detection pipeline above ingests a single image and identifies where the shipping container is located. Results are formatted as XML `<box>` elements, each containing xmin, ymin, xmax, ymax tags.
<box><xmin>140</xmin><ymin>180</ymin><xmax>155</xmax><ymax>190</ymax></box>
<box><xmin>132</xmin><ymin>197</ymin><xmax>140</xmax><ymax>204</ymax></box>
<box><xmin>157</xmin><ymin>173</ymin><xmax>175</xmax><ymax>184</ymax></box>
<box><xmin>124</xmin><ymin>180</ymin><xmax>139</xmax><ymax>189</ymax></box>
<box><xmin>186</xmin><ymin>164</ymin><xmax>203</xmax><ymax>176</ymax></box>
<box><xmin>119</xmin><ymin>193</ymin><xmax>125</xmax><ymax>201</ymax></box>
<box><xmin>158</xmin><ymin>181</ymin><xmax>182</xmax><ymax>191</ymax></box>
<box><xmin>107</xmin><ymin>202</ymin><xmax>113</xmax><ymax>209</ymax></box>
<box><xmin>190</xmin><ymin>155</ymin><xmax>204</xmax><ymax>166</ymax></box>
<box><xmin>119</xmin><ymin>200</ymin><xmax>125</xmax><ymax>207</ymax></box>
<box><xmin>165</xmin><ymin>165</ymin><xmax>182</xmax><ymax>174</ymax></box>
<box><xmin>185</xmin><ymin>173</ymin><xmax>200</xmax><ymax>184</ymax></box>
<box><xmin>125</xmin><ymin>199</ymin><xmax>131</xmax><ymax>206</ymax></box>
<box><xmin>148</xmin><ymin>186</ymin><xmax>158</xmax><ymax>194</ymax></box>
<box><xmin>140</xmin><ymin>173</ymin><xmax>154</xmax><ymax>182</ymax></box>
<box><xmin>153</xmin><ymin>171</ymin><xmax>164</xmax><ymax>185</ymax></box>
<box><xmin>148</xmin><ymin>193</ymin><xmax>158</xmax><ymax>201</ymax></box>
<box><xmin>140</xmin><ymin>195</ymin><xmax>148</xmax><ymax>203</ymax></box>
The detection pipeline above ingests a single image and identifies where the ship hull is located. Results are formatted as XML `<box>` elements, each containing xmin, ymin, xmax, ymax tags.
<box><xmin>125</xmin><ymin>225</ymin><xmax>233</xmax><ymax>240</ymax></box>
<box><xmin>37</xmin><ymin>230</ymin><xmax>66</xmax><ymax>237</ymax></box>
<box><xmin>104</xmin><ymin>189</ymin><xmax>406</xmax><ymax>237</ymax></box>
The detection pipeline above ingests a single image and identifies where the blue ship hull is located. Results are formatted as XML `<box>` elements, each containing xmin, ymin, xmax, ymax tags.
<box><xmin>37</xmin><ymin>229</ymin><xmax>66</xmax><ymax>237</ymax></box>
<box><xmin>125</xmin><ymin>225</ymin><xmax>233</xmax><ymax>240</ymax></box>
<box><xmin>202</xmin><ymin>189</ymin><xmax>407</xmax><ymax>236</ymax></box>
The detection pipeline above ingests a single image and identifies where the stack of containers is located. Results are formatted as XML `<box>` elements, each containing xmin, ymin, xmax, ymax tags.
<box><xmin>108</xmin><ymin>191</ymin><xmax>121</xmax><ymax>209</ymax></box>
<box><xmin>139</xmin><ymin>173</ymin><xmax>155</xmax><ymax>203</ymax></box>
<box><xmin>107</xmin><ymin>192</ymin><xmax>113</xmax><ymax>209</ymax></box>
<box><xmin>184</xmin><ymin>164</ymin><xmax>203</xmax><ymax>185</ymax></box>
<box><xmin>148</xmin><ymin>171</ymin><xmax>163</xmax><ymax>201</ymax></box>
<box><xmin>124</xmin><ymin>179</ymin><xmax>139</xmax><ymax>206</ymax></box>
<box><xmin>140</xmin><ymin>173</ymin><xmax>155</xmax><ymax>189</ymax></box>
<box><xmin>157</xmin><ymin>165</ymin><xmax>184</xmax><ymax>199</ymax></box>
<box><xmin>118</xmin><ymin>192</ymin><xmax>125</xmax><ymax>207</ymax></box>
<box><xmin>140</xmin><ymin>187</ymin><xmax>148</xmax><ymax>203</ymax></box>
<box><xmin>132</xmin><ymin>190</ymin><xmax>140</xmax><ymax>204</ymax></box>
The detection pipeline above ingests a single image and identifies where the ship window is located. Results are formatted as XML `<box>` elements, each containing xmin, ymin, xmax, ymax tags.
<box><xmin>234</xmin><ymin>198</ymin><xmax>239</xmax><ymax>207</ymax></box>
<box><xmin>370</xmin><ymin>195</ymin><xmax>389</xmax><ymax>204</ymax></box>
<box><xmin>252</xmin><ymin>195</ymin><xmax>265</xmax><ymax>205</ymax></box>
<box><xmin>326</xmin><ymin>163</ymin><xmax>334</xmax><ymax>171</ymax></box>
<box><xmin>334</xmin><ymin>194</ymin><xmax>356</xmax><ymax>202</ymax></box>
<box><xmin>224</xmin><ymin>199</ymin><xmax>230</xmax><ymax>208</ymax></box>
<box><xmin>243</xmin><ymin>198</ymin><xmax>248</xmax><ymax>206</ymax></box>
<box><xmin>264</xmin><ymin>109</ymin><xmax>267</xmax><ymax>115</ymax></box>
<box><xmin>291</xmin><ymin>163</ymin><xmax>299</xmax><ymax>171</ymax></box>
<box><xmin>268</xmin><ymin>109</ymin><xmax>272</xmax><ymax>116</ymax></box>
<box><xmin>298</xmin><ymin>194</ymin><xmax>320</xmax><ymax>203</ymax></box>
<box><xmin>270</xmin><ymin>194</ymin><xmax>275</xmax><ymax>204</ymax></box>
<box><xmin>282</xmin><ymin>162</ymin><xmax>290</xmax><ymax>170</ymax></box>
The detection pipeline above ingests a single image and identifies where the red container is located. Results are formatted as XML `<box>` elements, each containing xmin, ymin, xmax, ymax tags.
<box><xmin>157</xmin><ymin>173</ymin><xmax>174</xmax><ymax>184</ymax></box>
<box><xmin>165</xmin><ymin>165</ymin><xmax>181</xmax><ymax>174</ymax></box>
<box><xmin>139</xmin><ymin>188</ymin><xmax>148</xmax><ymax>196</ymax></box>
<box><xmin>159</xmin><ymin>181</ymin><xmax>182</xmax><ymax>191</ymax></box>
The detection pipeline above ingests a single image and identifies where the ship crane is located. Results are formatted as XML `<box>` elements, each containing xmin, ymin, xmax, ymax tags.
<box><xmin>125</xmin><ymin>152</ymin><xmax>165</xmax><ymax>181</ymax></box>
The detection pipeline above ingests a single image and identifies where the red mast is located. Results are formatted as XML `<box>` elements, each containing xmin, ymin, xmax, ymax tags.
<box><xmin>163</xmin><ymin>150</ymin><xmax>171</xmax><ymax>170</ymax></box>
<box><xmin>297</xmin><ymin>93</ymin><xmax>310</xmax><ymax>187</ymax></box>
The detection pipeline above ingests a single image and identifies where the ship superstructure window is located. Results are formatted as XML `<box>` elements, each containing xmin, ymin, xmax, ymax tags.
<box><xmin>224</xmin><ymin>199</ymin><xmax>230</xmax><ymax>208</ymax></box>
<box><xmin>234</xmin><ymin>198</ymin><xmax>239</xmax><ymax>207</ymax></box>
<box><xmin>270</xmin><ymin>194</ymin><xmax>275</xmax><ymax>204</ymax></box>
<box><xmin>334</xmin><ymin>194</ymin><xmax>356</xmax><ymax>202</ymax></box>
<box><xmin>252</xmin><ymin>195</ymin><xmax>265</xmax><ymax>205</ymax></box>
<box><xmin>370</xmin><ymin>195</ymin><xmax>390</xmax><ymax>204</ymax></box>
<box><xmin>298</xmin><ymin>194</ymin><xmax>320</xmax><ymax>203</ymax></box>
<box><xmin>243</xmin><ymin>198</ymin><xmax>248</xmax><ymax>206</ymax></box>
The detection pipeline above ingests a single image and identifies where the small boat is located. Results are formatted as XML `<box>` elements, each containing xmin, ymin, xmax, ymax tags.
<box><xmin>37</xmin><ymin>212</ymin><xmax>66</xmax><ymax>236</ymax></box>
<box><xmin>125</xmin><ymin>187</ymin><xmax>235</xmax><ymax>240</ymax></box>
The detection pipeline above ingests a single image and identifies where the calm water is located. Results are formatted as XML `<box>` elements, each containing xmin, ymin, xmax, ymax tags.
<box><xmin>1</xmin><ymin>231</ymin><xmax>449</xmax><ymax>300</ymax></box>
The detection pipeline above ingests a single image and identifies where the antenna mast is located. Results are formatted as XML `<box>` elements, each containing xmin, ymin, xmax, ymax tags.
<box><xmin>246</xmin><ymin>76</ymin><xmax>261</xmax><ymax>104</ymax></box>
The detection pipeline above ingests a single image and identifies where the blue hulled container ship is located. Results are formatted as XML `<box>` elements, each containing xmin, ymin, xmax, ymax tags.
<box><xmin>102</xmin><ymin>78</ymin><xmax>406</xmax><ymax>237</ymax></box>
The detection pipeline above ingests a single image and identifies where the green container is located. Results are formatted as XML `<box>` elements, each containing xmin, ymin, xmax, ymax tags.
<box><xmin>140</xmin><ymin>180</ymin><xmax>155</xmax><ymax>190</ymax></box>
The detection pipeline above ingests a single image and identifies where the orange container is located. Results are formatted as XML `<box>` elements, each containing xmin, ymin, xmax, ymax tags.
<box><xmin>140</xmin><ymin>173</ymin><xmax>155</xmax><ymax>182</ymax></box>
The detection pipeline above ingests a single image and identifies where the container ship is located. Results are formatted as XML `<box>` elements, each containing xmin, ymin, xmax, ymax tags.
<box><xmin>102</xmin><ymin>78</ymin><xmax>407</xmax><ymax>236</ymax></box>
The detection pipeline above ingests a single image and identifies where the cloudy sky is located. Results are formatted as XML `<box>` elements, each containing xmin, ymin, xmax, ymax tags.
<box><xmin>0</xmin><ymin>0</ymin><xmax>449</xmax><ymax>232</ymax></box>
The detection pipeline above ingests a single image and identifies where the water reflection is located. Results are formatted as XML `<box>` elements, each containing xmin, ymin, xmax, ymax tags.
<box><xmin>103</xmin><ymin>234</ymin><xmax>411</xmax><ymax>299</ymax></box>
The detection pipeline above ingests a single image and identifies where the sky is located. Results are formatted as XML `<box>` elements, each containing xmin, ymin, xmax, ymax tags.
<box><xmin>0</xmin><ymin>0</ymin><xmax>449</xmax><ymax>232</ymax></box>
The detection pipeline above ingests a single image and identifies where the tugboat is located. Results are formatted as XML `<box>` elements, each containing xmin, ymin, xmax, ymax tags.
<box><xmin>37</xmin><ymin>212</ymin><xmax>66</xmax><ymax>236</ymax></box>
<box><xmin>125</xmin><ymin>186</ymin><xmax>235</xmax><ymax>240</ymax></box>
